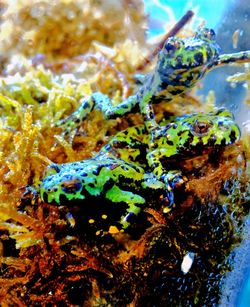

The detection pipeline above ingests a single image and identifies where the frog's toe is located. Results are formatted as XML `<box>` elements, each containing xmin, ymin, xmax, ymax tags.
<box><xmin>160</xmin><ymin>189</ymin><xmax>175</xmax><ymax>210</ymax></box>
<box><xmin>170</xmin><ymin>174</ymin><xmax>188</xmax><ymax>189</ymax></box>
<box><xmin>120</xmin><ymin>212</ymin><xmax>137</xmax><ymax>229</ymax></box>
<box><xmin>20</xmin><ymin>185</ymin><xmax>39</xmax><ymax>203</ymax></box>
<box><xmin>149</xmin><ymin>128</ymin><xmax>162</xmax><ymax>146</ymax></box>
<box><xmin>163</xmin><ymin>171</ymin><xmax>187</xmax><ymax>190</ymax></box>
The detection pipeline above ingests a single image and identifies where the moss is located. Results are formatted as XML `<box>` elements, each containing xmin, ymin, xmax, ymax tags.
<box><xmin>0</xmin><ymin>0</ymin><xmax>146</xmax><ymax>59</ymax></box>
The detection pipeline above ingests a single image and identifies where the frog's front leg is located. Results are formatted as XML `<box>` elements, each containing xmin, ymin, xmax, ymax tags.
<box><xmin>146</xmin><ymin>148</ymin><xmax>186</xmax><ymax>206</ymax></box>
<box><xmin>105</xmin><ymin>185</ymin><xmax>145</xmax><ymax>231</ymax></box>
<box><xmin>147</xmin><ymin>148</ymin><xmax>185</xmax><ymax>188</ymax></box>
<box><xmin>56</xmin><ymin>92</ymin><xmax>139</xmax><ymax>136</ymax></box>
<box><xmin>147</xmin><ymin>147</ymin><xmax>177</xmax><ymax>180</ymax></box>
<box><xmin>139</xmin><ymin>93</ymin><xmax>158</xmax><ymax>141</ymax></box>
<box><xmin>212</xmin><ymin>50</ymin><xmax>250</xmax><ymax>69</ymax></box>
<box><xmin>55</xmin><ymin>94</ymin><xmax>95</xmax><ymax>135</ymax></box>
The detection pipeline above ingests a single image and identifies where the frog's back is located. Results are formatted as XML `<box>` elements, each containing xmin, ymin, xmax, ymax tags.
<box><xmin>99</xmin><ymin>125</ymin><xmax>149</xmax><ymax>166</ymax></box>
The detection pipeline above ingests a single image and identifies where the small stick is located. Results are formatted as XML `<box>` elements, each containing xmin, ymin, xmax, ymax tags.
<box><xmin>136</xmin><ymin>10</ymin><xmax>194</xmax><ymax>71</ymax></box>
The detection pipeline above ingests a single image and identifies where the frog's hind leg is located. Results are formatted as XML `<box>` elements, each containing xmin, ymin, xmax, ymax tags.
<box><xmin>139</xmin><ymin>93</ymin><xmax>158</xmax><ymax>135</ymax></box>
<box><xmin>93</xmin><ymin>92</ymin><xmax>139</xmax><ymax>118</ymax></box>
<box><xmin>55</xmin><ymin>92</ymin><xmax>139</xmax><ymax>136</ymax></box>
<box><xmin>55</xmin><ymin>94</ymin><xmax>95</xmax><ymax>135</ymax></box>
<box><xmin>105</xmin><ymin>185</ymin><xmax>145</xmax><ymax>230</ymax></box>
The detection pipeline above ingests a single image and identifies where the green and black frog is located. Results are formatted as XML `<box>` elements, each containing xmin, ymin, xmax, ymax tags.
<box><xmin>55</xmin><ymin>28</ymin><xmax>249</xmax><ymax>142</ymax></box>
<box><xmin>39</xmin><ymin>108</ymin><xmax>240</xmax><ymax>234</ymax></box>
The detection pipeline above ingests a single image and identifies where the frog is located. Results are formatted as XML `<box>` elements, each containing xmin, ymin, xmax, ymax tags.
<box><xmin>55</xmin><ymin>27</ymin><xmax>249</xmax><ymax>142</ymax></box>
<box><xmin>39</xmin><ymin>108</ymin><xmax>240</xmax><ymax>234</ymax></box>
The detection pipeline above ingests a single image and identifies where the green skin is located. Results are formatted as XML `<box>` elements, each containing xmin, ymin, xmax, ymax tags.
<box><xmin>40</xmin><ymin>108</ymin><xmax>240</xmax><ymax>231</ymax></box>
<box><xmin>55</xmin><ymin>28</ymin><xmax>249</xmax><ymax>142</ymax></box>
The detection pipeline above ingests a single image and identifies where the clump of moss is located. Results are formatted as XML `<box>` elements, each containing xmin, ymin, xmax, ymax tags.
<box><xmin>0</xmin><ymin>0</ymin><xmax>146</xmax><ymax>59</ymax></box>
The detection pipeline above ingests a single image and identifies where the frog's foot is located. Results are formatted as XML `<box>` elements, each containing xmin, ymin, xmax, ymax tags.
<box><xmin>160</xmin><ymin>188</ymin><xmax>175</xmax><ymax>211</ymax></box>
<box><xmin>159</xmin><ymin>170</ymin><xmax>188</xmax><ymax>211</ymax></box>
<box><xmin>141</xmin><ymin>172</ymin><xmax>175</xmax><ymax>210</ymax></box>
<box><xmin>105</xmin><ymin>185</ymin><xmax>145</xmax><ymax>230</ymax></box>
<box><xmin>142</xmin><ymin>172</ymin><xmax>166</xmax><ymax>190</ymax></box>
<box><xmin>19</xmin><ymin>185</ymin><xmax>40</xmax><ymax>205</ymax></box>
<box><xmin>120</xmin><ymin>201</ymin><xmax>144</xmax><ymax>230</ymax></box>
<box><xmin>55</xmin><ymin>95</ymin><xmax>95</xmax><ymax>134</ymax></box>
<box><xmin>165</xmin><ymin>170</ymin><xmax>187</xmax><ymax>190</ymax></box>
<box><xmin>148</xmin><ymin>126</ymin><xmax>161</xmax><ymax>147</ymax></box>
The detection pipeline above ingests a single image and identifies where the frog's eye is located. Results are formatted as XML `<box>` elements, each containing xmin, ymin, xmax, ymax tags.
<box><xmin>61</xmin><ymin>177</ymin><xmax>82</xmax><ymax>193</ymax></box>
<box><xmin>196</xmin><ymin>28</ymin><xmax>216</xmax><ymax>41</ymax></box>
<box><xmin>164</xmin><ymin>41</ymin><xmax>176</xmax><ymax>54</ymax></box>
<box><xmin>163</xmin><ymin>38</ymin><xmax>183</xmax><ymax>55</ymax></box>
<box><xmin>191</xmin><ymin>120</ymin><xmax>212</xmax><ymax>136</ymax></box>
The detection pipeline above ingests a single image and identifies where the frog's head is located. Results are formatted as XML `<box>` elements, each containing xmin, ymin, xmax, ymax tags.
<box><xmin>155</xmin><ymin>28</ymin><xmax>221</xmax><ymax>89</ymax></box>
<box><xmin>40</xmin><ymin>164</ymin><xmax>84</xmax><ymax>204</ymax></box>
<box><xmin>166</xmin><ymin>108</ymin><xmax>240</xmax><ymax>154</ymax></box>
